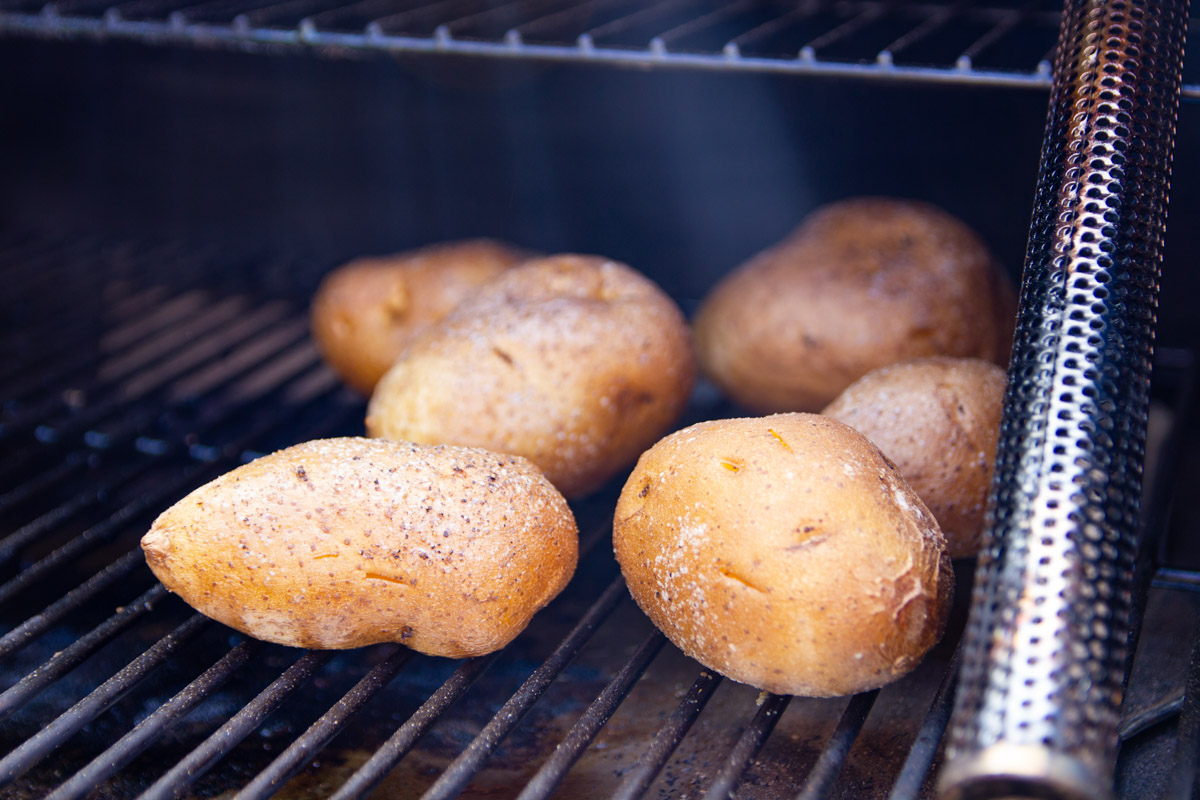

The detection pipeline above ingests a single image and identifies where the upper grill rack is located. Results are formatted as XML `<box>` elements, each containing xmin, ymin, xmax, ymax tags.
<box><xmin>1</xmin><ymin>235</ymin><xmax>1199</xmax><ymax>799</ymax></box>
<box><xmin>1</xmin><ymin>0</ymin><xmax>1199</xmax><ymax>97</ymax></box>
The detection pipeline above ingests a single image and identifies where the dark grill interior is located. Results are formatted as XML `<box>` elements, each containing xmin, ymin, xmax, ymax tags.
<box><xmin>2</xmin><ymin>1</ymin><xmax>1200</xmax><ymax>798</ymax></box>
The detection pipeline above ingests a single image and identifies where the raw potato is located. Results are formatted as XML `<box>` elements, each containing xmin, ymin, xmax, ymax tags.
<box><xmin>613</xmin><ymin>414</ymin><xmax>953</xmax><ymax>697</ymax></box>
<box><xmin>693</xmin><ymin>197</ymin><xmax>1016</xmax><ymax>413</ymax></box>
<box><xmin>366</xmin><ymin>254</ymin><xmax>696</xmax><ymax>498</ymax></box>
<box><xmin>311</xmin><ymin>239</ymin><xmax>530</xmax><ymax>395</ymax></box>
<box><xmin>141</xmin><ymin>438</ymin><xmax>578</xmax><ymax>657</ymax></box>
<box><xmin>823</xmin><ymin>357</ymin><xmax>1006</xmax><ymax>559</ymax></box>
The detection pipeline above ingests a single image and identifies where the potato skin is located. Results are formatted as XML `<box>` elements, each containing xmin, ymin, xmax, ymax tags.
<box><xmin>823</xmin><ymin>357</ymin><xmax>1006</xmax><ymax>559</ymax></box>
<box><xmin>141</xmin><ymin>438</ymin><xmax>578</xmax><ymax>657</ymax></box>
<box><xmin>311</xmin><ymin>239</ymin><xmax>530</xmax><ymax>395</ymax></box>
<box><xmin>613</xmin><ymin>414</ymin><xmax>952</xmax><ymax>697</ymax></box>
<box><xmin>366</xmin><ymin>254</ymin><xmax>696</xmax><ymax>498</ymax></box>
<box><xmin>693</xmin><ymin>197</ymin><xmax>1016</xmax><ymax>413</ymax></box>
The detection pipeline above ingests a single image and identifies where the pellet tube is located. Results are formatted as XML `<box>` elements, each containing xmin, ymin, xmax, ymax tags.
<box><xmin>938</xmin><ymin>1</ymin><xmax>1189</xmax><ymax>799</ymax></box>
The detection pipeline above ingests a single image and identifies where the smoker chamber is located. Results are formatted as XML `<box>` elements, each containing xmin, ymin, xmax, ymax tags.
<box><xmin>1</xmin><ymin>1</ymin><xmax>1199</xmax><ymax>798</ymax></box>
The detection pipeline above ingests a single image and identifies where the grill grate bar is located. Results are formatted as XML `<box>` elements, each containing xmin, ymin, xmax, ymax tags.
<box><xmin>1</xmin><ymin>1</ymin><xmax>1194</xmax><ymax>94</ymax></box>
<box><xmin>0</xmin><ymin>549</ymin><xmax>145</xmax><ymax>660</ymax></box>
<box><xmin>508</xmin><ymin>0</ymin><xmax>629</xmax><ymax>40</ymax></box>
<box><xmin>701</xmin><ymin>692</ymin><xmax>791</xmax><ymax>800</ymax></box>
<box><xmin>876</xmin><ymin>1</ymin><xmax>961</xmax><ymax>62</ymax></box>
<box><xmin>0</xmin><ymin>357</ymin><xmax>330</xmax><ymax>572</ymax></box>
<box><xmin>0</xmin><ymin>243</ymin><xmax>199</xmax><ymax>382</ymax></box>
<box><xmin>955</xmin><ymin>1</ymin><xmax>1033</xmax><ymax>67</ymax></box>
<box><xmin>9</xmin><ymin>299</ymin><xmax>288</xmax><ymax>444</ymax></box>
<box><xmin>612</xmin><ymin>668</ymin><xmax>724</xmax><ymax>800</ymax></box>
<box><xmin>0</xmin><ymin>613</ymin><xmax>211</xmax><ymax>789</ymax></box>
<box><xmin>137</xmin><ymin>650</ymin><xmax>335</xmax><ymax>800</ymax></box>
<box><xmin>234</xmin><ymin>645</ymin><xmax>415</xmax><ymax>800</ymax></box>
<box><xmin>0</xmin><ymin>385</ymin><xmax>352</xmax><ymax>611</ymax></box>
<box><xmin>44</xmin><ymin>641</ymin><xmax>260</xmax><ymax>800</ymax></box>
<box><xmin>577</xmin><ymin>0</ymin><xmax>694</xmax><ymax>43</ymax></box>
<box><xmin>515</xmin><ymin>630</ymin><xmax>667</xmax><ymax>800</ymax></box>
<box><xmin>796</xmin><ymin>690</ymin><xmax>881</xmax><ymax>800</ymax></box>
<box><xmin>420</xmin><ymin>576</ymin><xmax>629</xmax><ymax>800</ymax></box>
<box><xmin>0</xmin><ymin>460</ymin><xmax>149</xmax><ymax>568</ymax></box>
<box><xmin>439</xmin><ymin>0</ymin><xmax>564</xmax><ymax>36</ymax></box>
<box><xmin>800</xmin><ymin>3</ymin><xmax>887</xmax><ymax>58</ymax></box>
<box><xmin>2</xmin><ymin>280</ymin><xmax>227</xmax><ymax>418</ymax></box>
<box><xmin>651</xmin><ymin>0</ymin><xmax>758</xmax><ymax>48</ymax></box>
<box><xmin>1166</xmin><ymin>621</ymin><xmax>1200</xmax><ymax>799</ymax></box>
<box><xmin>0</xmin><ymin>583</ymin><xmax>170</xmax><ymax>721</ymax></box>
<box><xmin>0</xmin><ymin>465</ymin><xmax>206</xmax><ymax>609</ymax></box>
<box><xmin>0</xmin><ymin>451</ymin><xmax>88</xmax><ymax>518</ymax></box>
<box><xmin>0</xmin><ymin>289</ymin><xmax>202</xmax><ymax>415</ymax></box>
<box><xmin>1118</xmin><ymin>689</ymin><xmax>1185</xmax><ymax>743</ymax></box>
<box><xmin>330</xmin><ymin>654</ymin><xmax>498</xmax><ymax>800</ymax></box>
<box><xmin>886</xmin><ymin>650</ymin><xmax>961</xmax><ymax>800</ymax></box>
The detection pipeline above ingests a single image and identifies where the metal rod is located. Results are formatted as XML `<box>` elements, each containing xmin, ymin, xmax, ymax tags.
<box><xmin>515</xmin><ymin>630</ymin><xmax>666</xmax><ymax>800</ymax></box>
<box><xmin>329</xmin><ymin>654</ymin><xmax>498</xmax><ymax>800</ymax></box>
<box><xmin>887</xmin><ymin>650</ymin><xmax>962</xmax><ymax>800</ymax></box>
<box><xmin>702</xmin><ymin>693</ymin><xmax>791</xmax><ymax>800</ymax></box>
<box><xmin>611</xmin><ymin>667</ymin><xmax>724</xmax><ymax>800</ymax></box>
<box><xmin>0</xmin><ymin>584</ymin><xmax>170</xmax><ymax>720</ymax></box>
<box><xmin>420</xmin><ymin>577</ymin><xmax>629</xmax><ymax>800</ymax></box>
<box><xmin>44</xmin><ymin>641</ymin><xmax>259</xmax><ymax>800</ymax></box>
<box><xmin>940</xmin><ymin>1</ymin><xmax>1192</xmax><ymax>799</ymax></box>
<box><xmin>795</xmin><ymin>690</ymin><xmax>880</xmax><ymax>800</ymax></box>
<box><xmin>0</xmin><ymin>549</ymin><xmax>145</xmax><ymax>660</ymax></box>
<box><xmin>234</xmin><ymin>646</ymin><xmax>414</xmax><ymax>800</ymax></box>
<box><xmin>137</xmin><ymin>650</ymin><xmax>334</xmax><ymax>800</ymax></box>
<box><xmin>0</xmin><ymin>613</ymin><xmax>211</xmax><ymax>789</ymax></box>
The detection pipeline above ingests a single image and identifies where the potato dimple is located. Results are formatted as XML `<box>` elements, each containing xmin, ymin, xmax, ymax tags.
<box><xmin>613</xmin><ymin>413</ymin><xmax>952</xmax><ymax>698</ymax></box>
<box><xmin>141</xmin><ymin>437</ymin><xmax>578</xmax><ymax>656</ymax></box>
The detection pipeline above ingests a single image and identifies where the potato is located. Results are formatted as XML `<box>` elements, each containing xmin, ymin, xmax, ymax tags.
<box><xmin>823</xmin><ymin>357</ymin><xmax>1006</xmax><ymax>558</ymax></box>
<box><xmin>141</xmin><ymin>437</ymin><xmax>578</xmax><ymax>657</ymax></box>
<box><xmin>311</xmin><ymin>239</ymin><xmax>531</xmax><ymax>395</ymax></box>
<box><xmin>693</xmin><ymin>197</ymin><xmax>1016</xmax><ymax>412</ymax></box>
<box><xmin>613</xmin><ymin>413</ymin><xmax>952</xmax><ymax>697</ymax></box>
<box><xmin>366</xmin><ymin>254</ymin><xmax>696</xmax><ymax>498</ymax></box>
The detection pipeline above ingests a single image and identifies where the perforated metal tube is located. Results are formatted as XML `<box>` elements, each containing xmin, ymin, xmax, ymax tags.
<box><xmin>939</xmin><ymin>2</ymin><xmax>1189</xmax><ymax>799</ymax></box>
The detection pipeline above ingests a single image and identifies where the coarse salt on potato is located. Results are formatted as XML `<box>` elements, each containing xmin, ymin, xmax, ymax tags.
<box><xmin>366</xmin><ymin>254</ymin><xmax>696</xmax><ymax>498</ymax></box>
<box><xmin>613</xmin><ymin>413</ymin><xmax>953</xmax><ymax>697</ymax></box>
<box><xmin>141</xmin><ymin>437</ymin><xmax>578</xmax><ymax>657</ymax></box>
<box><xmin>823</xmin><ymin>357</ymin><xmax>1006</xmax><ymax>558</ymax></box>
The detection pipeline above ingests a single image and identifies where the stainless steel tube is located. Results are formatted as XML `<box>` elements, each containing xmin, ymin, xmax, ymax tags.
<box><xmin>939</xmin><ymin>1</ymin><xmax>1190</xmax><ymax>798</ymax></box>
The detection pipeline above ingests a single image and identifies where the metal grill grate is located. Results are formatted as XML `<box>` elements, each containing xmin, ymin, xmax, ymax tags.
<box><xmin>0</xmin><ymin>0</ymin><xmax>1198</xmax><ymax>96</ymax></box>
<box><xmin>0</xmin><ymin>237</ymin><xmax>1197</xmax><ymax>799</ymax></box>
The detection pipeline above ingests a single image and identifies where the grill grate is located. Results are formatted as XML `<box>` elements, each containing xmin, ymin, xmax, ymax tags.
<box><xmin>0</xmin><ymin>0</ymin><xmax>1197</xmax><ymax>96</ymax></box>
<box><xmin>0</xmin><ymin>237</ymin><xmax>1197</xmax><ymax>799</ymax></box>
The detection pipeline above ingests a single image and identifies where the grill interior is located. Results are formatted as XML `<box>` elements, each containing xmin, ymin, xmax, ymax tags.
<box><xmin>2</xmin><ymin>1</ymin><xmax>1200</xmax><ymax>798</ymax></box>
<box><xmin>0</xmin><ymin>237</ymin><xmax>1198</xmax><ymax>799</ymax></box>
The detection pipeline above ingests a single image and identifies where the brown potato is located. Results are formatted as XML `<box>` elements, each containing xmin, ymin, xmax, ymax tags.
<box><xmin>366</xmin><ymin>254</ymin><xmax>696</xmax><ymax>498</ymax></box>
<box><xmin>141</xmin><ymin>437</ymin><xmax>578</xmax><ymax>657</ymax></box>
<box><xmin>823</xmin><ymin>357</ymin><xmax>1006</xmax><ymax>558</ymax></box>
<box><xmin>693</xmin><ymin>197</ymin><xmax>1016</xmax><ymax>413</ymax></box>
<box><xmin>613</xmin><ymin>413</ymin><xmax>952</xmax><ymax>697</ymax></box>
<box><xmin>311</xmin><ymin>239</ymin><xmax>531</xmax><ymax>395</ymax></box>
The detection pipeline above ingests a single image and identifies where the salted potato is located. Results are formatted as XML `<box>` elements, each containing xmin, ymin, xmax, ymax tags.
<box><xmin>366</xmin><ymin>254</ymin><xmax>696</xmax><ymax>498</ymax></box>
<box><xmin>693</xmin><ymin>197</ymin><xmax>1016</xmax><ymax>412</ymax></box>
<box><xmin>613</xmin><ymin>414</ymin><xmax>953</xmax><ymax>697</ymax></box>
<box><xmin>823</xmin><ymin>357</ymin><xmax>1006</xmax><ymax>558</ymax></box>
<box><xmin>311</xmin><ymin>239</ymin><xmax>530</xmax><ymax>395</ymax></box>
<box><xmin>141</xmin><ymin>437</ymin><xmax>578</xmax><ymax>657</ymax></box>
